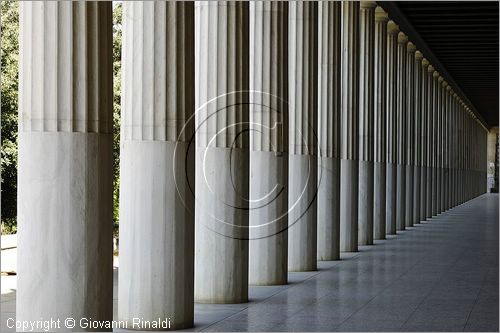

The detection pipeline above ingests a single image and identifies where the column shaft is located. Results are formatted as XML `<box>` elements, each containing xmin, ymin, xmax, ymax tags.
<box><xmin>118</xmin><ymin>3</ymin><xmax>195</xmax><ymax>328</ymax></box>
<box><xmin>317</xmin><ymin>1</ymin><xmax>341</xmax><ymax>260</ymax></box>
<box><xmin>431</xmin><ymin>70</ymin><xmax>440</xmax><ymax>216</ymax></box>
<box><xmin>17</xmin><ymin>2</ymin><xmax>114</xmax><ymax>327</ymax></box>
<box><xmin>413</xmin><ymin>51</ymin><xmax>423</xmax><ymax>223</ymax></box>
<box><xmin>405</xmin><ymin>42</ymin><xmax>416</xmax><ymax>227</ymax></box>
<box><xmin>358</xmin><ymin>1</ymin><xmax>376</xmax><ymax>246</ymax></box>
<box><xmin>194</xmin><ymin>2</ymin><xmax>250</xmax><ymax>303</ymax></box>
<box><xmin>396</xmin><ymin>32</ymin><xmax>408</xmax><ymax>231</ymax></box>
<box><xmin>420</xmin><ymin>58</ymin><xmax>430</xmax><ymax>221</ymax></box>
<box><xmin>249</xmin><ymin>1</ymin><xmax>289</xmax><ymax>285</ymax></box>
<box><xmin>373</xmin><ymin>7</ymin><xmax>388</xmax><ymax>240</ymax></box>
<box><xmin>426</xmin><ymin>65</ymin><xmax>435</xmax><ymax>218</ymax></box>
<box><xmin>340</xmin><ymin>1</ymin><xmax>360</xmax><ymax>252</ymax></box>
<box><xmin>385</xmin><ymin>20</ymin><xmax>399</xmax><ymax>235</ymax></box>
<box><xmin>288</xmin><ymin>1</ymin><xmax>318</xmax><ymax>271</ymax></box>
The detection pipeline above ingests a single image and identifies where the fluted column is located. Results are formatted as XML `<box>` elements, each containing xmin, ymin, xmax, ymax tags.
<box><xmin>445</xmin><ymin>85</ymin><xmax>452</xmax><ymax>210</ymax></box>
<box><xmin>340</xmin><ymin>1</ymin><xmax>360</xmax><ymax>252</ymax></box>
<box><xmin>431</xmin><ymin>70</ymin><xmax>440</xmax><ymax>216</ymax></box>
<box><xmin>249</xmin><ymin>1</ymin><xmax>289</xmax><ymax>285</ymax></box>
<box><xmin>405</xmin><ymin>42</ymin><xmax>416</xmax><ymax>227</ymax></box>
<box><xmin>420</xmin><ymin>58</ymin><xmax>430</xmax><ymax>221</ymax></box>
<box><xmin>426</xmin><ymin>65</ymin><xmax>436</xmax><ymax>219</ymax></box>
<box><xmin>317</xmin><ymin>1</ymin><xmax>341</xmax><ymax>260</ymax></box>
<box><xmin>288</xmin><ymin>1</ymin><xmax>318</xmax><ymax>271</ymax></box>
<box><xmin>451</xmin><ymin>92</ymin><xmax>457</xmax><ymax>206</ymax></box>
<box><xmin>17</xmin><ymin>2</ymin><xmax>114</xmax><ymax>328</ymax></box>
<box><xmin>413</xmin><ymin>50</ymin><xmax>423</xmax><ymax>223</ymax></box>
<box><xmin>118</xmin><ymin>3</ymin><xmax>195</xmax><ymax>328</ymax></box>
<box><xmin>396</xmin><ymin>32</ymin><xmax>408</xmax><ymax>231</ymax></box>
<box><xmin>194</xmin><ymin>1</ymin><xmax>250</xmax><ymax>303</ymax></box>
<box><xmin>373</xmin><ymin>7</ymin><xmax>388</xmax><ymax>240</ymax></box>
<box><xmin>439</xmin><ymin>80</ymin><xmax>448</xmax><ymax>213</ymax></box>
<box><xmin>435</xmin><ymin>75</ymin><xmax>444</xmax><ymax>215</ymax></box>
<box><xmin>385</xmin><ymin>20</ymin><xmax>399</xmax><ymax>235</ymax></box>
<box><xmin>358</xmin><ymin>1</ymin><xmax>376</xmax><ymax>246</ymax></box>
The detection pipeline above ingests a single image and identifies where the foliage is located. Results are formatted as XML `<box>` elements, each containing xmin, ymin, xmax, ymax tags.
<box><xmin>1</xmin><ymin>1</ymin><xmax>19</xmax><ymax>233</ymax></box>
<box><xmin>113</xmin><ymin>2</ymin><xmax>122</xmax><ymax>225</ymax></box>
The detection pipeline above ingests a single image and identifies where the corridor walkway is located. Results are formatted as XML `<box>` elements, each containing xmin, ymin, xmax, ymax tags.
<box><xmin>1</xmin><ymin>194</ymin><xmax>498</xmax><ymax>332</ymax></box>
<box><xmin>186</xmin><ymin>194</ymin><xmax>499</xmax><ymax>332</ymax></box>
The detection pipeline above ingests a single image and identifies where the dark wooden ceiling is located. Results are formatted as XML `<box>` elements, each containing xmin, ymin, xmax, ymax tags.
<box><xmin>395</xmin><ymin>1</ymin><xmax>499</xmax><ymax>127</ymax></box>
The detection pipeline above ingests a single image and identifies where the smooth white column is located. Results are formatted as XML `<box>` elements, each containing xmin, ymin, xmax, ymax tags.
<box><xmin>288</xmin><ymin>1</ymin><xmax>318</xmax><ymax>271</ymax></box>
<box><xmin>373</xmin><ymin>7</ymin><xmax>389</xmax><ymax>240</ymax></box>
<box><xmin>420</xmin><ymin>58</ymin><xmax>430</xmax><ymax>221</ymax></box>
<box><xmin>358</xmin><ymin>1</ymin><xmax>376</xmax><ymax>246</ymax></box>
<box><xmin>413</xmin><ymin>50</ymin><xmax>423</xmax><ymax>223</ymax></box>
<box><xmin>340</xmin><ymin>1</ymin><xmax>360</xmax><ymax>252</ymax></box>
<box><xmin>317</xmin><ymin>1</ymin><xmax>341</xmax><ymax>261</ymax></box>
<box><xmin>395</xmin><ymin>32</ymin><xmax>408</xmax><ymax>231</ymax></box>
<box><xmin>385</xmin><ymin>20</ymin><xmax>399</xmax><ymax>235</ymax></box>
<box><xmin>249</xmin><ymin>1</ymin><xmax>289</xmax><ymax>285</ymax></box>
<box><xmin>405</xmin><ymin>42</ymin><xmax>416</xmax><ymax>228</ymax></box>
<box><xmin>17</xmin><ymin>2</ymin><xmax>114</xmax><ymax>328</ymax></box>
<box><xmin>194</xmin><ymin>2</ymin><xmax>250</xmax><ymax>303</ymax></box>
<box><xmin>118</xmin><ymin>3</ymin><xmax>195</xmax><ymax>328</ymax></box>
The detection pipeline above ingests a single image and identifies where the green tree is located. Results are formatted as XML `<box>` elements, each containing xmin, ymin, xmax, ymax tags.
<box><xmin>113</xmin><ymin>2</ymin><xmax>122</xmax><ymax>225</ymax></box>
<box><xmin>1</xmin><ymin>1</ymin><xmax>19</xmax><ymax>233</ymax></box>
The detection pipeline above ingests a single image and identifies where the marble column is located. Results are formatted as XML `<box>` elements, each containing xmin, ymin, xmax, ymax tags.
<box><xmin>405</xmin><ymin>42</ymin><xmax>416</xmax><ymax>227</ymax></box>
<box><xmin>431</xmin><ymin>70</ymin><xmax>440</xmax><ymax>216</ymax></box>
<box><xmin>413</xmin><ymin>51</ymin><xmax>423</xmax><ymax>223</ymax></box>
<box><xmin>288</xmin><ymin>1</ymin><xmax>318</xmax><ymax>271</ymax></box>
<box><xmin>385</xmin><ymin>20</ymin><xmax>399</xmax><ymax>235</ymax></box>
<box><xmin>358</xmin><ymin>1</ymin><xmax>376</xmax><ymax>246</ymax></box>
<box><xmin>426</xmin><ymin>65</ymin><xmax>436</xmax><ymax>219</ymax></box>
<box><xmin>17</xmin><ymin>2</ymin><xmax>114</xmax><ymax>328</ymax></box>
<box><xmin>444</xmin><ymin>85</ymin><xmax>453</xmax><ymax>210</ymax></box>
<box><xmin>420</xmin><ymin>58</ymin><xmax>430</xmax><ymax>221</ymax></box>
<box><xmin>373</xmin><ymin>7</ymin><xmax>389</xmax><ymax>240</ymax></box>
<box><xmin>118</xmin><ymin>3</ymin><xmax>195</xmax><ymax>328</ymax></box>
<box><xmin>451</xmin><ymin>92</ymin><xmax>458</xmax><ymax>206</ymax></box>
<box><xmin>396</xmin><ymin>32</ymin><xmax>408</xmax><ymax>231</ymax></box>
<box><xmin>194</xmin><ymin>1</ymin><xmax>250</xmax><ymax>303</ymax></box>
<box><xmin>340</xmin><ymin>1</ymin><xmax>360</xmax><ymax>252</ymax></box>
<box><xmin>249</xmin><ymin>1</ymin><xmax>289</xmax><ymax>285</ymax></box>
<box><xmin>317</xmin><ymin>1</ymin><xmax>342</xmax><ymax>261</ymax></box>
<box><xmin>437</xmin><ymin>77</ymin><xmax>446</xmax><ymax>213</ymax></box>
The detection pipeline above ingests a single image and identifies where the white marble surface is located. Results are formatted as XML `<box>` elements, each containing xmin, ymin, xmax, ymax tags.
<box><xmin>17</xmin><ymin>132</ymin><xmax>114</xmax><ymax>329</ymax></box>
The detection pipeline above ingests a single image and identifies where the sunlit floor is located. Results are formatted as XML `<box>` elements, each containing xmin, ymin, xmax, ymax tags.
<box><xmin>2</xmin><ymin>194</ymin><xmax>498</xmax><ymax>332</ymax></box>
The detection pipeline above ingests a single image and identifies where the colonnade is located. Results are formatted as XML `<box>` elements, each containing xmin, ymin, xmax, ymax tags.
<box><xmin>16</xmin><ymin>1</ymin><xmax>488</xmax><ymax>331</ymax></box>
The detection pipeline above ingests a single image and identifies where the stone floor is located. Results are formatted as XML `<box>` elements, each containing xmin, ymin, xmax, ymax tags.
<box><xmin>2</xmin><ymin>194</ymin><xmax>498</xmax><ymax>332</ymax></box>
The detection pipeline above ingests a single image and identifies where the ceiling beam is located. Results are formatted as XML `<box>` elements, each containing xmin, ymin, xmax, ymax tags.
<box><xmin>377</xmin><ymin>1</ymin><xmax>490</xmax><ymax>130</ymax></box>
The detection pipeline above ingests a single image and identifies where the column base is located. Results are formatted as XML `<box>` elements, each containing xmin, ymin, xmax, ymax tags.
<box><xmin>118</xmin><ymin>140</ymin><xmax>194</xmax><ymax>329</ymax></box>
<box><xmin>317</xmin><ymin>156</ymin><xmax>340</xmax><ymax>261</ymax></box>
<box><xmin>17</xmin><ymin>132</ymin><xmax>113</xmax><ymax>329</ymax></box>
<box><xmin>288</xmin><ymin>154</ymin><xmax>317</xmax><ymax>272</ymax></box>
<box><xmin>374</xmin><ymin>161</ymin><xmax>386</xmax><ymax>240</ymax></box>
<box><xmin>249</xmin><ymin>151</ymin><xmax>288</xmax><ymax>285</ymax></box>
<box><xmin>358</xmin><ymin>160</ymin><xmax>374</xmax><ymax>245</ymax></box>
<box><xmin>386</xmin><ymin>162</ymin><xmax>397</xmax><ymax>235</ymax></box>
<box><xmin>195</xmin><ymin>147</ymin><xmax>249</xmax><ymax>303</ymax></box>
<box><xmin>340</xmin><ymin>159</ymin><xmax>359</xmax><ymax>252</ymax></box>
<box><xmin>396</xmin><ymin>163</ymin><xmax>406</xmax><ymax>231</ymax></box>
